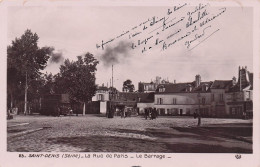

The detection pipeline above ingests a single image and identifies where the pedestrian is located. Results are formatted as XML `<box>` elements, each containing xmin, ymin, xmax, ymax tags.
<box><xmin>151</xmin><ymin>109</ymin><xmax>155</xmax><ymax>120</ymax></box>
<box><xmin>125</xmin><ymin>109</ymin><xmax>127</xmax><ymax>118</ymax></box>
<box><xmin>152</xmin><ymin>108</ymin><xmax>157</xmax><ymax>120</ymax></box>
<box><xmin>194</xmin><ymin>112</ymin><xmax>198</xmax><ymax>119</ymax></box>
<box><xmin>197</xmin><ymin>113</ymin><xmax>201</xmax><ymax>126</ymax></box>
<box><xmin>155</xmin><ymin>108</ymin><xmax>158</xmax><ymax>118</ymax></box>
<box><xmin>121</xmin><ymin>108</ymin><xmax>126</xmax><ymax>118</ymax></box>
<box><xmin>149</xmin><ymin>108</ymin><xmax>152</xmax><ymax>120</ymax></box>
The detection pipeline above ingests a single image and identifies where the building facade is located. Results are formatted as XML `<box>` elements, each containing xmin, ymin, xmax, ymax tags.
<box><xmin>91</xmin><ymin>86</ymin><xmax>110</xmax><ymax>114</ymax></box>
<box><xmin>92</xmin><ymin>66</ymin><xmax>253</xmax><ymax>118</ymax></box>
<box><xmin>154</xmin><ymin>75</ymin><xmax>213</xmax><ymax>116</ymax></box>
<box><xmin>225</xmin><ymin>66</ymin><xmax>253</xmax><ymax>118</ymax></box>
<box><xmin>153</xmin><ymin>66</ymin><xmax>253</xmax><ymax>118</ymax></box>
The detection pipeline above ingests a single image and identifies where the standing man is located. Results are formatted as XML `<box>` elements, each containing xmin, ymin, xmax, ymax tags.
<box><xmin>197</xmin><ymin>113</ymin><xmax>201</xmax><ymax>126</ymax></box>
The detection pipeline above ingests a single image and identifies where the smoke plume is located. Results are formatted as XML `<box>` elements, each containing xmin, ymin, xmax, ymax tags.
<box><xmin>100</xmin><ymin>41</ymin><xmax>132</xmax><ymax>67</ymax></box>
<box><xmin>49</xmin><ymin>52</ymin><xmax>64</xmax><ymax>63</ymax></box>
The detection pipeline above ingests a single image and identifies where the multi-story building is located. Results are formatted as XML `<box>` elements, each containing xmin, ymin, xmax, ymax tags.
<box><xmin>225</xmin><ymin>66</ymin><xmax>253</xmax><ymax>118</ymax></box>
<box><xmin>153</xmin><ymin>66</ymin><xmax>253</xmax><ymax>118</ymax></box>
<box><xmin>154</xmin><ymin>75</ymin><xmax>213</xmax><ymax>116</ymax></box>
<box><xmin>210</xmin><ymin>80</ymin><xmax>233</xmax><ymax>117</ymax></box>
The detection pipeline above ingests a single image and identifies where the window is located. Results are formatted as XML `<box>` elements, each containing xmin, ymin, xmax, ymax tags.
<box><xmin>202</xmin><ymin>97</ymin><xmax>206</xmax><ymax>104</ymax></box>
<box><xmin>211</xmin><ymin>94</ymin><xmax>214</xmax><ymax>101</ymax></box>
<box><xmin>219</xmin><ymin>94</ymin><xmax>224</xmax><ymax>102</ymax></box>
<box><xmin>230</xmin><ymin>107</ymin><xmax>237</xmax><ymax>115</ymax></box>
<box><xmin>159</xmin><ymin>87</ymin><xmax>165</xmax><ymax>92</ymax></box>
<box><xmin>203</xmin><ymin>84</ymin><xmax>209</xmax><ymax>91</ymax></box>
<box><xmin>186</xmin><ymin>108</ymin><xmax>191</xmax><ymax>115</ymax></box>
<box><xmin>157</xmin><ymin>98</ymin><xmax>163</xmax><ymax>104</ymax></box>
<box><xmin>173</xmin><ymin>98</ymin><xmax>177</xmax><ymax>104</ymax></box>
<box><xmin>246</xmin><ymin>91</ymin><xmax>251</xmax><ymax>101</ymax></box>
<box><xmin>97</xmin><ymin>94</ymin><xmax>104</xmax><ymax>101</ymax></box>
<box><xmin>186</xmin><ymin>85</ymin><xmax>192</xmax><ymax>92</ymax></box>
<box><xmin>232</xmin><ymin>93</ymin><xmax>236</xmax><ymax>101</ymax></box>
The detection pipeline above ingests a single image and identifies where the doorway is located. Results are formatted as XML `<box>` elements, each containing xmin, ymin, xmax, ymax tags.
<box><xmin>180</xmin><ymin>109</ymin><xmax>183</xmax><ymax>116</ymax></box>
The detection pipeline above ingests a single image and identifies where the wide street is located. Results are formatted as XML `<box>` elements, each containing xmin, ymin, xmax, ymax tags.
<box><xmin>7</xmin><ymin>114</ymin><xmax>252</xmax><ymax>153</ymax></box>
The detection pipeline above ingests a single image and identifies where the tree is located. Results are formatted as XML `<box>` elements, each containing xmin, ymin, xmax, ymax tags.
<box><xmin>122</xmin><ymin>79</ymin><xmax>135</xmax><ymax>92</ymax></box>
<box><xmin>7</xmin><ymin>29</ymin><xmax>53</xmax><ymax>114</ymax></box>
<box><xmin>40</xmin><ymin>72</ymin><xmax>56</xmax><ymax>94</ymax></box>
<box><xmin>57</xmin><ymin>53</ymin><xmax>99</xmax><ymax>115</ymax></box>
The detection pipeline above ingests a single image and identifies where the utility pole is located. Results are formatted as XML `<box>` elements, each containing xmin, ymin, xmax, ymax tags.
<box><xmin>108</xmin><ymin>64</ymin><xmax>114</xmax><ymax>118</ymax></box>
<box><xmin>112</xmin><ymin>64</ymin><xmax>114</xmax><ymax>88</ymax></box>
<box><xmin>240</xmin><ymin>68</ymin><xmax>242</xmax><ymax>91</ymax></box>
<box><xmin>197</xmin><ymin>93</ymin><xmax>201</xmax><ymax>126</ymax></box>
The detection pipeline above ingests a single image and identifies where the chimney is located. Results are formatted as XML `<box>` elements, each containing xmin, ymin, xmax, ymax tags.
<box><xmin>238</xmin><ymin>66</ymin><xmax>249</xmax><ymax>91</ymax></box>
<box><xmin>155</xmin><ymin>76</ymin><xmax>161</xmax><ymax>84</ymax></box>
<box><xmin>232</xmin><ymin>76</ymin><xmax>236</xmax><ymax>86</ymax></box>
<box><xmin>195</xmin><ymin>75</ymin><xmax>201</xmax><ymax>88</ymax></box>
<box><xmin>174</xmin><ymin>80</ymin><xmax>176</xmax><ymax>84</ymax></box>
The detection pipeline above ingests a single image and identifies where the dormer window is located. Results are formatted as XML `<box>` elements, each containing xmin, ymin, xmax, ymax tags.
<box><xmin>186</xmin><ymin>84</ymin><xmax>192</xmax><ymax>92</ymax></box>
<box><xmin>97</xmin><ymin>94</ymin><xmax>104</xmax><ymax>101</ymax></box>
<box><xmin>159</xmin><ymin>86</ymin><xmax>165</xmax><ymax>92</ymax></box>
<box><xmin>202</xmin><ymin>84</ymin><xmax>209</xmax><ymax>91</ymax></box>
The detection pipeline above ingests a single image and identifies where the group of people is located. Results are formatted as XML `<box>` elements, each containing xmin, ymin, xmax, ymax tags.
<box><xmin>144</xmin><ymin>108</ymin><xmax>158</xmax><ymax>120</ymax></box>
<box><xmin>120</xmin><ymin>108</ymin><xmax>131</xmax><ymax>118</ymax></box>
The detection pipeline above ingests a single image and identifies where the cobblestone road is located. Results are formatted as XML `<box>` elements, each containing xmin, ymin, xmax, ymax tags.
<box><xmin>7</xmin><ymin>115</ymin><xmax>253</xmax><ymax>153</ymax></box>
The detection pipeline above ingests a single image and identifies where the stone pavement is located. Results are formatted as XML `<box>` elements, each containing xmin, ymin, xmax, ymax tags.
<box><xmin>7</xmin><ymin>115</ymin><xmax>253</xmax><ymax>153</ymax></box>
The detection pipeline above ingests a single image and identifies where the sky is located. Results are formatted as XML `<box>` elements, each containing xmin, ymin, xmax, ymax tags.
<box><xmin>7</xmin><ymin>5</ymin><xmax>253</xmax><ymax>91</ymax></box>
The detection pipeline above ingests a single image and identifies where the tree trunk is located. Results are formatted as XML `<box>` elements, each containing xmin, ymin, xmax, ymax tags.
<box><xmin>10</xmin><ymin>92</ymin><xmax>13</xmax><ymax>109</ymax></box>
<box><xmin>24</xmin><ymin>71</ymin><xmax>28</xmax><ymax>115</ymax></box>
<box><xmin>39</xmin><ymin>97</ymin><xmax>42</xmax><ymax>111</ymax></box>
<box><xmin>83</xmin><ymin>102</ymin><xmax>86</xmax><ymax>115</ymax></box>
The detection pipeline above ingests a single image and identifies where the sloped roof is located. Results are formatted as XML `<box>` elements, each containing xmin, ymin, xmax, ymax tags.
<box><xmin>193</xmin><ymin>81</ymin><xmax>213</xmax><ymax>92</ymax></box>
<box><xmin>211</xmin><ymin>80</ymin><xmax>233</xmax><ymax>89</ymax></box>
<box><xmin>161</xmin><ymin>83</ymin><xmax>189</xmax><ymax>92</ymax></box>
<box><xmin>156</xmin><ymin>81</ymin><xmax>213</xmax><ymax>93</ymax></box>
<box><xmin>97</xmin><ymin>86</ymin><xmax>109</xmax><ymax>91</ymax></box>
<box><xmin>138</xmin><ymin>93</ymin><xmax>155</xmax><ymax>103</ymax></box>
<box><xmin>116</xmin><ymin>92</ymin><xmax>154</xmax><ymax>103</ymax></box>
<box><xmin>248</xmin><ymin>72</ymin><xmax>253</xmax><ymax>90</ymax></box>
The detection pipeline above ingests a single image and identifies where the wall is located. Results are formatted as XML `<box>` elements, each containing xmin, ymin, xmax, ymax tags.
<box><xmin>210</xmin><ymin>89</ymin><xmax>226</xmax><ymax>105</ymax></box>
<box><xmin>243</xmin><ymin>90</ymin><xmax>253</xmax><ymax>101</ymax></box>
<box><xmin>92</xmin><ymin>92</ymin><xmax>109</xmax><ymax>101</ymax></box>
<box><xmin>154</xmin><ymin>92</ymin><xmax>211</xmax><ymax>116</ymax></box>
<box><xmin>100</xmin><ymin>101</ymin><xmax>107</xmax><ymax>114</ymax></box>
<box><xmin>155</xmin><ymin>92</ymin><xmax>211</xmax><ymax>105</ymax></box>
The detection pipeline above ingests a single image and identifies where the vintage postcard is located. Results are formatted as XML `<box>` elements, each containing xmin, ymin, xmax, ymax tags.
<box><xmin>0</xmin><ymin>0</ymin><xmax>259</xmax><ymax>167</ymax></box>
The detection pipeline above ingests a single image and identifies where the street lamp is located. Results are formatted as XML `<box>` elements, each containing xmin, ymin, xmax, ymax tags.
<box><xmin>197</xmin><ymin>93</ymin><xmax>201</xmax><ymax>126</ymax></box>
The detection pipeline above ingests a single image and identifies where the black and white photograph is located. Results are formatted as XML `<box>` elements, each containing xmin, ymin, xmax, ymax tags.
<box><xmin>1</xmin><ymin>0</ymin><xmax>260</xmax><ymax>166</ymax></box>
